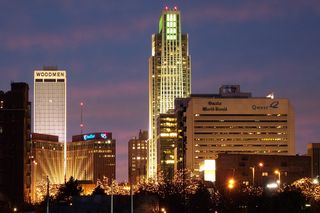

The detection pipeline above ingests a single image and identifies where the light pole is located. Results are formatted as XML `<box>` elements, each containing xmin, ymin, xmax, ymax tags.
<box><xmin>46</xmin><ymin>175</ymin><xmax>50</xmax><ymax>213</ymax></box>
<box><xmin>258</xmin><ymin>162</ymin><xmax>263</xmax><ymax>186</ymax></box>
<box><xmin>129</xmin><ymin>168</ymin><xmax>133</xmax><ymax>213</ymax></box>
<box><xmin>274</xmin><ymin>170</ymin><xmax>281</xmax><ymax>188</ymax></box>
<box><xmin>249</xmin><ymin>167</ymin><xmax>255</xmax><ymax>187</ymax></box>
<box><xmin>111</xmin><ymin>179</ymin><xmax>114</xmax><ymax>213</ymax></box>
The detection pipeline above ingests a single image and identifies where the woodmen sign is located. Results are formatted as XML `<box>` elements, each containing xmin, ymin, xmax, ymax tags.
<box><xmin>34</xmin><ymin>71</ymin><xmax>66</xmax><ymax>79</ymax></box>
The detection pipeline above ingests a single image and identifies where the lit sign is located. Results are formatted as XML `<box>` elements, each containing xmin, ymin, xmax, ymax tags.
<box><xmin>34</xmin><ymin>71</ymin><xmax>66</xmax><ymax>79</ymax></box>
<box><xmin>100</xmin><ymin>133</ymin><xmax>108</xmax><ymax>139</ymax></box>
<box><xmin>83</xmin><ymin>134</ymin><xmax>96</xmax><ymax>140</ymax></box>
<box><xmin>82</xmin><ymin>132</ymin><xmax>111</xmax><ymax>141</ymax></box>
<box><xmin>252</xmin><ymin>101</ymin><xmax>280</xmax><ymax>110</ymax></box>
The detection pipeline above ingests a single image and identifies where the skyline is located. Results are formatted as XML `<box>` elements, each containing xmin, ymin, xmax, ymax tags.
<box><xmin>0</xmin><ymin>1</ymin><xmax>320</xmax><ymax>181</ymax></box>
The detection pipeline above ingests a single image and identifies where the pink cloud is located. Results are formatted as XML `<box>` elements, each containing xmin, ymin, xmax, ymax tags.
<box><xmin>185</xmin><ymin>0</ymin><xmax>320</xmax><ymax>24</ymax></box>
<box><xmin>70</xmin><ymin>80</ymin><xmax>147</xmax><ymax>99</ymax></box>
<box><xmin>0</xmin><ymin>14</ymin><xmax>154</xmax><ymax>51</ymax></box>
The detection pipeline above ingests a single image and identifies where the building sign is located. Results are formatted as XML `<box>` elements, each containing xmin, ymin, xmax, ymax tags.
<box><xmin>82</xmin><ymin>132</ymin><xmax>111</xmax><ymax>141</ymax></box>
<box><xmin>251</xmin><ymin>101</ymin><xmax>279</xmax><ymax>110</ymax></box>
<box><xmin>34</xmin><ymin>71</ymin><xmax>66</xmax><ymax>79</ymax></box>
<box><xmin>83</xmin><ymin>134</ymin><xmax>96</xmax><ymax>140</ymax></box>
<box><xmin>194</xmin><ymin>99</ymin><xmax>288</xmax><ymax>114</ymax></box>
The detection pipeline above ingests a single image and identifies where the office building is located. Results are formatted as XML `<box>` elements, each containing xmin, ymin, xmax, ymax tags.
<box><xmin>156</xmin><ymin>113</ymin><xmax>177</xmax><ymax>179</ymax></box>
<box><xmin>307</xmin><ymin>143</ymin><xmax>320</xmax><ymax>178</ymax></box>
<box><xmin>175</xmin><ymin>85</ymin><xmax>295</xmax><ymax>177</ymax></box>
<box><xmin>0</xmin><ymin>83</ymin><xmax>31</xmax><ymax>205</ymax></box>
<box><xmin>34</xmin><ymin>66</ymin><xmax>67</xmax><ymax>177</ymax></box>
<box><xmin>30</xmin><ymin>133</ymin><xmax>64</xmax><ymax>203</ymax></box>
<box><xmin>148</xmin><ymin>7</ymin><xmax>191</xmax><ymax>178</ymax></box>
<box><xmin>128</xmin><ymin>130</ymin><xmax>148</xmax><ymax>184</ymax></box>
<box><xmin>67</xmin><ymin>132</ymin><xmax>116</xmax><ymax>185</ymax></box>
<box><xmin>214</xmin><ymin>153</ymin><xmax>310</xmax><ymax>188</ymax></box>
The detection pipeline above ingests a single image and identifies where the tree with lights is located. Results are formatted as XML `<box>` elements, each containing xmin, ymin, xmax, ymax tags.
<box><xmin>55</xmin><ymin>176</ymin><xmax>83</xmax><ymax>204</ymax></box>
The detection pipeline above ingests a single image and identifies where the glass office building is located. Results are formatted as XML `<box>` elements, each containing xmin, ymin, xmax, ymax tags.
<box><xmin>34</xmin><ymin>67</ymin><xmax>67</xmax><ymax>177</ymax></box>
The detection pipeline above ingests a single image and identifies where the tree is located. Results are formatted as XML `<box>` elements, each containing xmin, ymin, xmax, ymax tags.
<box><xmin>136</xmin><ymin>170</ymin><xmax>211</xmax><ymax>213</ymax></box>
<box><xmin>92</xmin><ymin>185</ymin><xmax>106</xmax><ymax>196</ymax></box>
<box><xmin>55</xmin><ymin>176</ymin><xmax>83</xmax><ymax>204</ymax></box>
<box><xmin>188</xmin><ymin>183</ymin><xmax>213</xmax><ymax>213</ymax></box>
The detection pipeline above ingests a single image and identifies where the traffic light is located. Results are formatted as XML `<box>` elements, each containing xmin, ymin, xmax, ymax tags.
<box><xmin>228</xmin><ymin>178</ymin><xmax>235</xmax><ymax>189</ymax></box>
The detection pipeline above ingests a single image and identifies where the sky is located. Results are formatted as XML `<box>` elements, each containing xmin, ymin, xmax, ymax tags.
<box><xmin>0</xmin><ymin>0</ymin><xmax>320</xmax><ymax>182</ymax></box>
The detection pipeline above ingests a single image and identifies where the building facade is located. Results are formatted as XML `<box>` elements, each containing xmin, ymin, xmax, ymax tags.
<box><xmin>156</xmin><ymin>113</ymin><xmax>177</xmax><ymax>179</ymax></box>
<box><xmin>128</xmin><ymin>130</ymin><xmax>148</xmax><ymax>184</ymax></box>
<box><xmin>148</xmin><ymin>7</ymin><xmax>191</xmax><ymax>178</ymax></box>
<box><xmin>0</xmin><ymin>83</ymin><xmax>31</xmax><ymax>205</ymax></box>
<box><xmin>307</xmin><ymin>143</ymin><xmax>320</xmax><ymax>178</ymax></box>
<box><xmin>30</xmin><ymin>133</ymin><xmax>64</xmax><ymax>203</ymax></box>
<box><xmin>215</xmin><ymin>153</ymin><xmax>310</xmax><ymax>188</ymax></box>
<box><xmin>34</xmin><ymin>67</ymin><xmax>67</xmax><ymax>178</ymax></box>
<box><xmin>67</xmin><ymin>132</ymin><xmax>116</xmax><ymax>185</ymax></box>
<box><xmin>175</xmin><ymin>85</ymin><xmax>295</xmax><ymax>177</ymax></box>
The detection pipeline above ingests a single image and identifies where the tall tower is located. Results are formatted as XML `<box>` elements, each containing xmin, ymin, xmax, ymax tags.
<box><xmin>34</xmin><ymin>66</ymin><xmax>67</xmax><ymax>180</ymax></box>
<box><xmin>148</xmin><ymin>7</ymin><xmax>191</xmax><ymax>178</ymax></box>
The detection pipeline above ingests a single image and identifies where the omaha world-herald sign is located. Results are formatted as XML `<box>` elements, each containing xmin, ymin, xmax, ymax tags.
<box><xmin>197</xmin><ymin>99</ymin><xmax>289</xmax><ymax>114</ymax></box>
<box><xmin>34</xmin><ymin>71</ymin><xmax>66</xmax><ymax>79</ymax></box>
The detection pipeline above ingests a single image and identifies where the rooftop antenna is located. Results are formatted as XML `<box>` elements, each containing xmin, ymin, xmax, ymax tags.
<box><xmin>80</xmin><ymin>101</ymin><xmax>84</xmax><ymax>134</ymax></box>
<box><xmin>266</xmin><ymin>93</ymin><xmax>274</xmax><ymax>99</ymax></box>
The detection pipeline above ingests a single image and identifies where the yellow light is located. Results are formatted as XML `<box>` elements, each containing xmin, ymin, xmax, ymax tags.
<box><xmin>165</xmin><ymin>160</ymin><xmax>175</xmax><ymax>164</ymax></box>
<box><xmin>258</xmin><ymin>162</ymin><xmax>264</xmax><ymax>167</ymax></box>
<box><xmin>13</xmin><ymin>207</ymin><xmax>18</xmax><ymax>212</ymax></box>
<box><xmin>229</xmin><ymin>179</ymin><xmax>235</xmax><ymax>185</ymax></box>
<box><xmin>274</xmin><ymin>170</ymin><xmax>279</xmax><ymax>174</ymax></box>
<box><xmin>228</xmin><ymin>178</ymin><xmax>235</xmax><ymax>189</ymax></box>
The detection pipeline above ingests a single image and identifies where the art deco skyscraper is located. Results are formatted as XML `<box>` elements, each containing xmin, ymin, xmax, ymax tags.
<box><xmin>34</xmin><ymin>66</ymin><xmax>67</xmax><ymax>178</ymax></box>
<box><xmin>148</xmin><ymin>7</ymin><xmax>191</xmax><ymax>178</ymax></box>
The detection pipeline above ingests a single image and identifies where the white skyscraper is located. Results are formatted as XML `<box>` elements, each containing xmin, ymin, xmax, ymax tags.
<box><xmin>148</xmin><ymin>7</ymin><xmax>191</xmax><ymax>178</ymax></box>
<box><xmin>34</xmin><ymin>67</ymin><xmax>67</xmax><ymax>178</ymax></box>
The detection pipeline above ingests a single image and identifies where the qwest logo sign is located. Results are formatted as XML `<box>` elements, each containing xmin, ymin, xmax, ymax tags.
<box><xmin>269</xmin><ymin>101</ymin><xmax>279</xmax><ymax>109</ymax></box>
<box><xmin>252</xmin><ymin>101</ymin><xmax>280</xmax><ymax>110</ymax></box>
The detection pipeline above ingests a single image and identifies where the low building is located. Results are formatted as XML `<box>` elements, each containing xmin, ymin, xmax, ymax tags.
<box><xmin>68</xmin><ymin>132</ymin><xmax>116</xmax><ymax>185</ymax></box>
<box><xmin>128</xmin><ymin>130</ymin><xmax>148</xmax><ymax>184</ymax></box>
<box><xmin>307</xmin><ymin>143</ymin><xmax>320</xmax><ymax>178</ymax></box>
<box><xmin>214</xmin><ymin>153</ymin><xmax>311</xmax><ymax>189</ymax></box>
<box><xmin>30</xmin><ymin>133</ymin><xmax>64</xmax><ymax>203</ymax></box>
<box><xmin>157</xmin><ymin>113</ymin><xmax>177</xmax><ymax>179</ymax></box>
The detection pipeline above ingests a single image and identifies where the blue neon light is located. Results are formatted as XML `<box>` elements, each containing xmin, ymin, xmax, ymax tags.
<box><xmin>83</xmin><ymin>134</ymin><xmax>96</xmax><ymax>140</ymax></box>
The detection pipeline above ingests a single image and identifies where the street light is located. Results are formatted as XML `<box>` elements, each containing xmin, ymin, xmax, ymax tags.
<box><xmin>274</xmin><ymin>170</ymin><xmax>281</xmax><ymax>187</ymax></box>
<box><xmin>161</xmin><ymin>207</ymin><xmax>167</xmax><ymax>213</ymax></box>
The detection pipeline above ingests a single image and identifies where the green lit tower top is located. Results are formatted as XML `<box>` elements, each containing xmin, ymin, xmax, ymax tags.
<box><xmin>148</xmin><ymin>6</ymin><xmax>191</xmax><ymax>179</ymax></box>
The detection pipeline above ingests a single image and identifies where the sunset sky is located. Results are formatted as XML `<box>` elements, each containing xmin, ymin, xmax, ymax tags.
<box><xmin>1</xmin><ymin>0</ymin><xmax>320</xmax><ymax>181</ymax></box>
